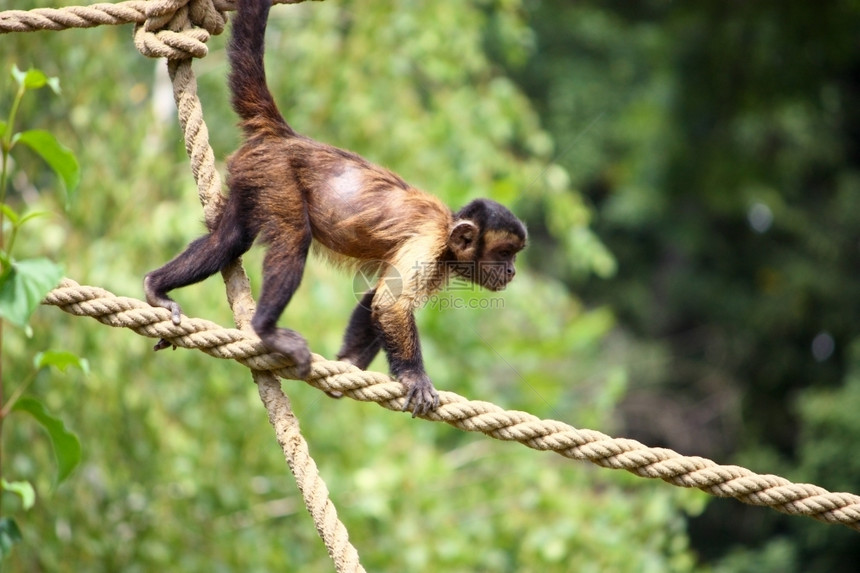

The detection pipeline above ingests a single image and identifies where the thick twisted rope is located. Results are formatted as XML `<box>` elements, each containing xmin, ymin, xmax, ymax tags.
<box><xmin>2</xmin><ymin>1</ymin><xmax>363</xmax><ymax>570</ymax></box>
<box><xmin>140</xmin><ymin>3</ymin><xmax>362</xmax><ymax>568</ymax></box>
<box><xmin>0</xmin><ymin>1</ymin><xmax>307</xmax><ymax>35</ymax></box>
<box><xmin>43</xmin><ymin>279</ymin><xmax>860</xmax><ymax>532</ymax></box>
<box><xmin>7</xmin><ymin>0</ymin><xmax>859</xmax><ymax>562</ymax></box>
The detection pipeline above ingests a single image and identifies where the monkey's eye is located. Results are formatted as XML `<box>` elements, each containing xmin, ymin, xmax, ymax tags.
<box><xmin>498</xmin><ymin>249</ymin><xmax>512</xmax><ymax>259</ymax></box>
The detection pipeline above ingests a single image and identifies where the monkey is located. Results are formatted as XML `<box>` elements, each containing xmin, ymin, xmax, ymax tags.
<box><xmin>143</xmin><ymin>0</ymin><xmax>527</xmax><ymax>416</ymax></box>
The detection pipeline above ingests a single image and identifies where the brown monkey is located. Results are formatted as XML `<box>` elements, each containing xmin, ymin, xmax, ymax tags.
<box><xmin>144</xmin><ymin>0</ymin><xmax>527</xmax><ymax>416</ymax></box>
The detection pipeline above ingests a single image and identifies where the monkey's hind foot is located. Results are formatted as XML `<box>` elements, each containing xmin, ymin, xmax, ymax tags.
<box><xmin>153</xmin><ymin>338</ymin><xmax>176</xmax><ymax>352</ymax></box>
<box><xmin>148</xmin><ymin>298</ymin><xmax>181</xmax><ymax>325</ymax></box>
<box><xmin>259</xmin><ymin>327</ymin><xmax>312</xmax><ymax>379</ymax></box>
<box><xmin>398</xmin><ymin>372</ymin><xmax>441</xmax><ymax>418</ymax></box>
<box><xmin>143</xmin><ymin>275</ymin><xmax>183</xmax><ymax>325</ymax></box>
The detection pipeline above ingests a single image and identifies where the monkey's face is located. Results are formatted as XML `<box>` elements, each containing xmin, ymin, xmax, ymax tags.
<box><xmin>449</xmin><ymin>201</ymin><xmax>527</xmax><ymax>291</ymax></box>
<box><xmin>451</xmin><ymin>229</ymin><xmax>523</xmax><ymax>291</ymax></box>
<box><xmin>476</xmin><ymin>242</ymin><xmax>521</xmax><ymax>291</ymax></box>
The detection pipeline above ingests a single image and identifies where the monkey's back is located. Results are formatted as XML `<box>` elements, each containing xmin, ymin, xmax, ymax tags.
<box><xmin>229</xmin><ymin>136</ymin><xmax>452</xmax><ymax>269</ymax></box>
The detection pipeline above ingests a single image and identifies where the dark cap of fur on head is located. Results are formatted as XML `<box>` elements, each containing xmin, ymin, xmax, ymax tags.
<box><xmin>455</xmin><ymin>198</ymin><xmax>528</xmax><ymax>242</ymax></box>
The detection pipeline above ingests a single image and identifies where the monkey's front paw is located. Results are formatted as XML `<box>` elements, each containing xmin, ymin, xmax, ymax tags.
<box><xmin>261</xmin><ymin>328</ymin><xmax>312</xmax><ymax>379</ymax></box>
<box><xmin>398</xmin><ymin>372</ymin><xmax>440</xmax><ymax>418</ymax></box>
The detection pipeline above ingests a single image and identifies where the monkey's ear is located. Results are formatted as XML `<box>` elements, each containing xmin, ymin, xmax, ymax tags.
<box><xmin>450</xmin><ymin>220</ymin><xmax>479</xmax><ymax>258</ymax></box>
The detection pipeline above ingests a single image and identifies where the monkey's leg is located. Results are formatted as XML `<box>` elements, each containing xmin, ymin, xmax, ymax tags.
<box><xmin>145</xmin><ymin>201</ymin><xmax>255</xmax><ymax>324</ymax></box>
<box><xmin>373</xmin><ymin>292</ymin><xmax>440</xmax><ymax>417</ymax></box>
<box><xmin>337</xmin><ymin>290</ymin><xmax>383</xmax><ymax>370</ymax></box>
<box><xmin>251</xmin><ymin>232</ymin><xmax>313</xmax><ymax>378</ymax></box>
<box><xmin>326</xmin><ymin>290</ymin><xmax>384</xmax><ymax>400</ymax></box>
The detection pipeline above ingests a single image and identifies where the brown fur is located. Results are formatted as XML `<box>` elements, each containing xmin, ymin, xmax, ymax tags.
<box><xmin>143</xmin><ymin>0</ymin><xmax>527</xmax><ymax>416</ymax></box>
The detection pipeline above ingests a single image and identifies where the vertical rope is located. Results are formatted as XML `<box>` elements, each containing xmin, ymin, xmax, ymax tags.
<box><xmin>137</xmin><ymin>2</ymin><xmax>365</xmax><ymax>569</ymax></box>
<box><xmin>7</xmin><ymin>1</ymin><xmax>860</xmax><ymax>543</ymax></box>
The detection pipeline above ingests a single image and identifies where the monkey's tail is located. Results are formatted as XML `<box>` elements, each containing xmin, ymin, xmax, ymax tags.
<box><xmin>228</xmin><ymin>0</ymin><xmax>296</xmax><ymax>139</ymax></box>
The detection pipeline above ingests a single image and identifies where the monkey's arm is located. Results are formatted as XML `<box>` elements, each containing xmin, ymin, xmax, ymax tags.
<box><xmin>367</xmin><ymin>238</ymin><xmax>447</xmax><ymax>416</ymax></box>
<box><xmin>374</xmin><ymin>295</ymin><xmax>440</xmax><ymax>417</ymax></box>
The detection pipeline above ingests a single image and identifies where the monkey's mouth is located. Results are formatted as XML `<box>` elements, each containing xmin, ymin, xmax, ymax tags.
<box><xmin>486</xmin><ymin>278</ymin><xmax>511</xmax><ymax>292</ymax></box>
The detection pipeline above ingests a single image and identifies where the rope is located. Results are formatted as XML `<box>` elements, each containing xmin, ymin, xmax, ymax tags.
<box><xmin>43</xmin><ymin>279</ymin><xmax>860</xmax><ymax>532</ymax></box>
<box><xmin>0</xmin><ymin>1</ymin><xmax>307</xmax><ymax>34</ymax></box>
<box><xmin>2</xmin><ymin>1</ymin><xmax>363</xmax><ymax>570</ymax></box>
<box><xmin>5</xmin><ymin>0</ymin><xmax>859</xmax><ymax>563</ymax></box>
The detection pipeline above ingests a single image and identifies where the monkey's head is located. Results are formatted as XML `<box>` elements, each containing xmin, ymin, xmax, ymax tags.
<box><xmin>448</xmin><ymin>199</ymin><xmax>527</xmax><ymax>291</ymax></box>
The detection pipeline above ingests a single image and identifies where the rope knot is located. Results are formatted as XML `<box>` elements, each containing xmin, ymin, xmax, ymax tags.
<box><xmin>133</xmin><ymin>0</ymin><xmax>227</xmax><ymax>60</ymax></box>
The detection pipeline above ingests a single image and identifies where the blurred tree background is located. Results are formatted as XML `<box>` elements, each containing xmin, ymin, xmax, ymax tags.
<box><xmin>0</xmin><ymin>0</ymin><xmax>857</xmax><ymax>571</ymax></box>
<box><xmin>509</xmin><ymin>1</ymin><xmax>860</xmax><ymax>571</ymax></box>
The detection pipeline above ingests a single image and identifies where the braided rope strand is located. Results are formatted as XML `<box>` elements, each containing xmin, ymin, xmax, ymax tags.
<box><xmin>0</xmin><ymin>1</ymin><xmax>310</xmax><ymax>34</ymax></box>
<box><xmin>42</xmin><ymin>279</ymin><xmax>860</xmax><ymax>531</ymax></box>
<box><xmin>136</xmin><ymin>2</ymin><xmax>364</xmax><ymax>567</ymax></box>
<box><xmin>0</xmin><ymin>2</ymin><xmax>149</xmax><ymax>33</ymax></box>
<box><xmin>6</xmin><ymin>1</ymin><xmax>858</xmax><ymax>564</ymax></box>
<box><xmin>255</xmin><ymin>370</ymin><xmax>364</xmax><ymax>571</ymax></box>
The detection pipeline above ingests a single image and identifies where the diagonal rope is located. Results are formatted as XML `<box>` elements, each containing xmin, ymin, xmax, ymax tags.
<box><xmin>7</xmin><ymin>1</ymin><xmax>860</xmax><ymax>561</ymax></box>
<box><xmin>135</xmin><ymin>3</ymin><xmax>363</xmax><ymax>569</ymax></box>
<box><xmin>43</xmin><ymin>278</ymin><xmax>860</xmax><ymax>532</ymax></box>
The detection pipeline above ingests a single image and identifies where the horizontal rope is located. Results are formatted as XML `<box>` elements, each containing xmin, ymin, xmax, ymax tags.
<box><xmin>0</xmin><ymin>0</ymin><xmax>312</xmax><ymax>35</ymax></box>
<box><xmin>0</xmin><ymin>2</ymin><xmax>149</xmax><ymax>33</ymax></box>
<box><xmin>43</xmin><ymin>278</ymin><xmax>860</xmax><ymax>531</ymax></box>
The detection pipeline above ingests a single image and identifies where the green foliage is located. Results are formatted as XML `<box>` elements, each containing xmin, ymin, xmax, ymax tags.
<box><xmin>0</xmin><ymin>1</ymin><xmax>702</xmax><ymax>571</ymax></box>
<box><xmin>12</xmin><ymin>398</ymin><xmax>82</xmax><ymax>485</ymax></box>
<box><xmin>33</xmin><ymin>350</ymin><xmax>89</xmax><ymax>375</ymax></box>
<box><xmin>513</xmin><ymin>0</ymin><xmax>860</xmax><ymax>570</ymax></box>
<box><xmin>0</xmin><ymin>518</ymin><xmax>22</xmax><ymax>561</ymax></box>
<box><xmin>712</xmin><ymin>538</ymin><xmax>797</xmax><ymax>573</ymax></box>
<box><xmin>2</xmin><ymin>65</ymin><xmax>78</xmax><ymax>206</ymax></box>
<box><xmin>10</xmin><ymin>66</ymin><xmax>59</xmax><ymax>93</ymax></box>
<box><xmin>771</xmin><ymin>341</ymin><xmax>860</xmax><ymax>571</ymax></box>
<box><xmin>14</xmin><ymin>130</ymin><xmax>79</xmax><ymax>206</ymax></box>
<box><xmin>1</xmin><ymin>481</ymin><xmax>35</xmax><ymax>512</ymax></box>
<box><xmin>0</xmin><ymin>257</ymin><xmax>63</xmax><ymax>328</ymax></box>
<box><xmin>0</xmin><ymin>61</ymin><xmax>85</xmax><ymax>562</ymax></box>
<box><xmin>0</xmin><ymin>64</ymin><xmax>73</xmax><ymax>328</ymax></box>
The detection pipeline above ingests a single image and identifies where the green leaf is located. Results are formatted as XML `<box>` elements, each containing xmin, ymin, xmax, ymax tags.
<box><xmin>9</xmin><ymin>66</ymin><xmax>56</xmax><ymax>93</ymax></box>
<box><xmin>20</xmin><ymin>68</ymin><xmax>48</xmax><ymax>91</ymax></box>
<box><xmin>18</xmin><ymin>210</ymin><xmax>52</xmax><ymax>227</ymax></box>
<box><xmin>16</xmin><ymin>130</ymin><xmax>80</xmax><ymax>205</ymax></box>
<box><xmin>0</xmin><ymin>517</ymin><xmax>22</xmax><ymax>561</ymax></box>
<box><xmin>1</xmin><ymin>480</ymin><xmax>35</xmax><ymax>510</ymax></box>
<box><xmin>0</xmin><ymin>204</ymin><xmax>20</xmax><ymax>227</ymax></box>
<box><xmin>13</xmin><ymin>397</ymin><xmax>81</xmax><ymax>485</ymax></box>
<box><xmin>0</xmin><ymin>119</ymin><xmax>7</xmax><ymax>140</ymax></box>
<box><xmin>23</xmin><ymin>70</ymin><xmax>48</xmax><ymax>90</ymax></box>
<box><xmin>34</xmin><ymin>350</ymin><xmax>89</xmax><ymax>375</ymax></box>
<box><xmin>0</xmin><ymin>258</ymin><xmax>64</xmax><ymax>327</ymax></box>
<box><xmin>46</xmin><ymin>77</ymin><xmax>61</xmax><ymax>95</ymax></box>
<box><xmin>10</xmin><ymin>65</ymin><xmax>26</xmax><ymax>88</ymax></box>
